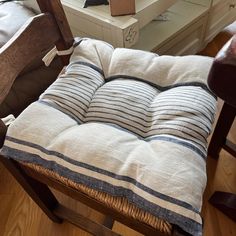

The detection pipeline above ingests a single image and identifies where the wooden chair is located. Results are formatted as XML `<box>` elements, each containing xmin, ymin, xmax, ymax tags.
<box><xmin>0</xmin><ymin>1</ymin><xmax>221</xmax><ymax>235</ymax></box>
<box><xmin>0</xmin><ymin>1</ymin><xmax>173</xmax><ymax>235</ymax></box>
<box><xmin>207</xmin><ymin>35</ymin><xmax>236</xmax><ymax>222</ymax></box>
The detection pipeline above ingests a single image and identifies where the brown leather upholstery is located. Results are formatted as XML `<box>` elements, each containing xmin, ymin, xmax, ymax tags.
<box><xmin>208</xmin><ymin>35</ymin><xmax>236</xmax><ymax>108</ymax></box>
<box><xmin>0</xmin><ymin>2</ymin><xmax>61</xmax><ymax>117</ymax></box>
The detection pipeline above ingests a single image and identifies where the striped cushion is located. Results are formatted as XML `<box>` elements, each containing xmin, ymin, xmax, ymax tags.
<box><xmin>1</xmin><ymin>38</ymin><xmax>216</xmax><ymax>236</ymax></box>
<box><xmin>41</xmin><ymin>68</ymin><xmax>214</xmax><ymax>159</ymax></box>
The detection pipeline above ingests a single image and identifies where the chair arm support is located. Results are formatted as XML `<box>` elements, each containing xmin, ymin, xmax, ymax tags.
<box><xmin>208</xmin><ymin>35</ymin><xmax>236</xmax><ymax>107</ymax></box>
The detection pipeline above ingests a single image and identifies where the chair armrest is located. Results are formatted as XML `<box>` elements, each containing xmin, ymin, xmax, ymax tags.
<box><xmin>208</xmin><ymin>35</ymin><xmax>236</xmax><ymax>107</ymax></box>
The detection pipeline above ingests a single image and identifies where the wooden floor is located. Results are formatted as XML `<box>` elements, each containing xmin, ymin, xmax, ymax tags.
<box><xmin>202</xmin><ymin>101</ymin><xmax>236</xmax><ymax>236</ymax></box>
<box><xmin>0</xmin><ymin>100</ymin><xmax>235</xmax><ymax>236</ymax></box>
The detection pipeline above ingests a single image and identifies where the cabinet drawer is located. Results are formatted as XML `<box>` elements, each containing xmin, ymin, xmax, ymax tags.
<box><xmin>154</xmin><ymin>16</ymin><xmax>206</xmax><ymax>56</ymax></box>
<box><xmin>205</xmin><ymin>0</ymin><xmax>236</xmax><ymax>42</ymax></box>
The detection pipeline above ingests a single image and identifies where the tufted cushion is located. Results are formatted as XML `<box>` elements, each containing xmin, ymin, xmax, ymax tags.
<box><xmin>1</xmin><ymin>38</ymin><xmax>216</xmax><ymax>236</ymax></box>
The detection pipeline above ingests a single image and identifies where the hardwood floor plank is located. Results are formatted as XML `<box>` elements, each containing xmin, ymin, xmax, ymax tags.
<box><xmin>0</xmin><ymin>194</ymin><xmax>16</xmax><ymax>236</ymax></box>
<box><xmin>0</xmin><ymin>163</ymin><xmax>21</xmax><ymax>194</ymax></box>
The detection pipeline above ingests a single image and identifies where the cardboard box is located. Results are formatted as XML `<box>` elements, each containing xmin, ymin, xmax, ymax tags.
<box><xmin>110</xmin><ymin>0</ymin><xmax>135</xmax><ymax>16</ymax></box>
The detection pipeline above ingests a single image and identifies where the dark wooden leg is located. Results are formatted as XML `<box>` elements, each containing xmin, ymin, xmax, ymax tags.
<box><xmin>223</xmin><ymin>139</ymin><xmax>236</xmax><ymax>157</ymax></box>
<box><xmin>54</xmin><ymin>205</ymin><xmax>120</xmax><ymax>236</ymax></box>
<box><xmin>0</xmin><ymin>157</ymin><xmax>62</xmax><ymax>223</ymax></box>
<box><xmin>103</xmin><ymin>216</ymin><xmax>114</xmax><ymax>230</ymax></box>
<box><xmin>208</xmin><ymin>103</ymin><xmax>236</xmax><ymax>222</ymax></box>
<box><xmin>0</xmin><ymin>119</ymin><xmax>7</xmax><ymax>148</ymax></box>
<box><xmin>209</xmin><ymin>191</ymin><xmax>236</xmax><ymax>222</ymax></box>
<box><xmin>208</xmin><ymin>102</ymin><xmax>236</xmax><ymax>159</ymax></box>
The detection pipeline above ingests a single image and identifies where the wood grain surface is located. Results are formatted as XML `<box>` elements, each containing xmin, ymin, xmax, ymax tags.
<box><xmin>0</xmin><ymin>13</ymin><xmax>61</xmax><ymax>105</ymax></box>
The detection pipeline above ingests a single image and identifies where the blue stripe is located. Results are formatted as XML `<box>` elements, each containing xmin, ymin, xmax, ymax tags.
<box><xmin>43</xmin><ymin>93</ymin><xmax>88</xmax><ymax>112</ymax></box>
<box><xmin>99</xmin><ymin>85</ymin><xmax>157</xmax><ymax>100</ymax></box>
<box><xmin>95</xmin><ymin>88</ymin><xmax>154</xmax><ymax>103</ymax></box>
<box><xmin>45</xmin><ymin>86</ymin><xmax>91</xmax><ymax>105</ymax></box>
<box><xmin>71</xmin><ymin>66</ymin><xmax>104</xmax><ymax>82</ymax></box>
<box><xmin>3</xmin><ymin>135</ymin><xmax>200</xmax><ymax>214</ymax></box>
<box><xmin>85</xmin><ymin>116</ymin><xmax>207</xmax><ymax>153</ymax></box>
<box><xmin>170</xmin><ymin>89</ymin><xmax>216</xmax><ymax>107</ymax></box>
<box><xmin>85</xmin><ymin>111</ymin><xmax>207</xmax><ymax>147</ymax></box>
<box><xmin>54</xmin><ymin>81</ymin><xmax>95</xmax><ymax>96</ymax></box>
<box><xmin>68</xmin><ymin>61</ymin><xmax>104</xmax><ymax>76</ymax></box>
<box><xmin>155</xmin><ymin>92</ymin><xmax>216</xmax><ymax>112</ymax></box>
<box><xmin>49</xmin><ymin>84</ymin><xmax>93</xmax><ymax>101</ymax></box>
<box><xmin>67</xmin><ymin>77</ymin><xmax>100</xmax><ymax>92</ymax></box>
<box><xmin>106</xmin><ymin>76</ymin><xmax>215</xmax><ymax>97</ymax></box>
<box><xmin>87</xmin><ymin>104</ymin><xmax>208</xmax><ymax>140</ymax></box>
<box><xmin>89</xmin><ymin>99</ymin><xmax>211</xmax><ymax>132</ymax></box>
<box><xmin>40</xmin><ymin>96</ymin><xmax>85</xmax><ymax>119</ymax></box>
<box><xmin>86</xmin><ymin>120</ymin><xmax>207</xmax><ymax>159</ymax></box>
<box><xmin>152</xmin><ymin>97</ymin><xmax>215</xmax><ymax>117</ymax></box>
<box><xmin>146</xmin><ymin>135</ymin><xmax>206</xmax><ymax>159</ymax></box>
<box><xmin>107</xmin><ymin>82</ymin><xmax>157</xmax><ymax>95</ymax></box>
<box><xmin>38</xmin><ymin>100</ymin><xmax>82</xmax><ymax>123</ymax></box>
<box><xmin>65</xmin><ymin>68</ymin><xmax>104</xmax><ymax>86</ymax></box>
<box><xmin>94</xmin><ymin>93</ymin><xmax>150</xmax><ymax>107</ymax></box>
<box><xmin>1</xmin><ymin>145</ymin><xmax>202</xmax><ymax>235</ymax></box>
<box><xmin>150</xmin><ymin>104</ymin><xmax>212</xmax><ymax>123</ymax></box>
<box><xmin>98</xmin><ymin>102</ymin><xmax>210</xmax><ymax>132</ymax></box>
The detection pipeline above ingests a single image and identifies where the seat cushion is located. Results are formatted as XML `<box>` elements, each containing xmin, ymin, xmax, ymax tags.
<box><xmin>1</xmin><ymin>38</ymin><xmax>216</xmax><ymax>236</ymax></box>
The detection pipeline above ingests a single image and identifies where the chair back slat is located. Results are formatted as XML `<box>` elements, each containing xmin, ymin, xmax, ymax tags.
<box><xmin>0</xmin><ymin>13</ymin><xmax>61</xmax><ymax>104</ymax></box>
<box><xmin>37</xmin><ymin>0</ymin><xmax>74</xmax><ymax>49</ymax></box>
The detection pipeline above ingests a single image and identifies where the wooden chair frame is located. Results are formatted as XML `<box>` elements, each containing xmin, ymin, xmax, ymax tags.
<box><xmin>2</xmin><ymin>0</ymin><xmax>235</xmax><ymax>234</ymax></box>
<box><xmin>0</xmin><ymin>1</ymin><xmax>177</xmax><ymax>235</ymax></box>
<box><xmin>207</xmin><ymin>35</ymin><xmax>236</xmax><ymax>223</ymax></box>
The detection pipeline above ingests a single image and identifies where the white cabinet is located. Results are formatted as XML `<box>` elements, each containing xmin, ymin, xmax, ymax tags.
<box><xmin>154</xmin><ymin>15</ymin><xmax>208</xmax><ymax>55</ymax></box>
<box><xmin>59</xmin><ymin>0</ymin><xmax>236</xmax><ymax>55</ymax></box>
<box><xmin>205</xmin><ymin>0</ymin><xmax>236</xmax><ymax>43</ymax></box>
<box><xmin>62</xmin><ymin>0</ymin><xmax>177</xmax><ymax>48</ymax></box>
<box><xmin>132</xmin><ymin>0</ymin><xmax>209</xmax><ymax>55</ymax></box>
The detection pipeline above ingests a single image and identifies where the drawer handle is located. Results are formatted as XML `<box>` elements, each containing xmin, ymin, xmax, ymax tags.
<box><xmin>229</xmin><ymin>4</ymin><xmax>236</xmax><ymax>8</ymax></box>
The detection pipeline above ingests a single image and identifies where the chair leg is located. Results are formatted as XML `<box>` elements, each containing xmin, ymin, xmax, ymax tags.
<box><xmin>0</xmin><ymin>156</ymin><xmax>62</xmax><ymax>223</ymax></box>
<box><xmin>208</xmin><ymin>102</ymin><xmax>236</xmax><ymax>159</ymax></box>
<box><xmin>209</xmin><ymin>191</ymin><xmax>236</xmax><ymax>222</ymax></box>
<box><xmin>0</xmin><ymin>119</ymin><xmax>7</xmax><ymax>148</ymax></box>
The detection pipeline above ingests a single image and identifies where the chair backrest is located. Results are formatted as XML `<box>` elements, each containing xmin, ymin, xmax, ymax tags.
<box><xmin>0</xmin><ymin>13</ymin><xmax>60</xmax><ymax>104</ymax></box>
<box><xmin>208</xmin><ymin>34</ymin><xmax>236</xmax><ymax>108</ymax></box>
<box><xmin>0</xmin><ymin>0</ymin><xmax>74</xmax><ymax>105</ymax></box>
<box><xmin>0</xmin><ymin>0</ymin><xmax>74</xmax><ymax>146</ymax></box>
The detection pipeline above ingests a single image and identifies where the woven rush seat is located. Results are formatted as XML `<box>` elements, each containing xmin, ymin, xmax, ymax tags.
<box><xmin>1</xmin><ymin>38</ymin><xmax>216</xmax><ymax>236</ymax></box>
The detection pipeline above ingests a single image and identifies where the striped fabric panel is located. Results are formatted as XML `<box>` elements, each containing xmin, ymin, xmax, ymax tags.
<box><xmin>3</xmin><ymin>135</ymin><xmax>199</xmax><ymax>212</ymax></box>
<box><xmin>66</xmin><ymin>61</ymin><xmax>105</xmax><ymax>79</ymax></box>
<box><xmin>39</xmin><ymin>62</ymin><xmax>105</xmax><ymax>123</ymax></box>
<box><xmin>2</xmin><ymin>135</ymin><xmax>203</xmax><ymax>236</ymax></box>
<box><xmin>85</xmin><ymin>79</ymin><xmax>215</xmax><ymax>158</ymax></box>
<box><xmin>35</xmin><ymin>61</ymin><xmax>215</xmax><ymax>158</ymax></box>
<box><xmin>84</xmin><ymin>79</ymin><xmax>158</xmax><ymax>135</ymax></box>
